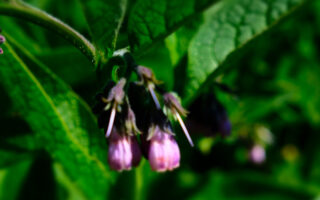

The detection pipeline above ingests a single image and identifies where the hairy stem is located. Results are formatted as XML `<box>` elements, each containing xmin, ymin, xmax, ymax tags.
<box><xmin>0</xmin><ymin>1</ymin><xmax>96</xmax><ymax>64</ymax></box>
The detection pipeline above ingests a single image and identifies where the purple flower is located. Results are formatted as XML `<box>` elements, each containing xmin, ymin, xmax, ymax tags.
<box><xmin>0</xmin><ymin>35</ymin><xmax>5</xmax><ymax>44</ymax></box>
<box><xmin>146</xmin><ymin>125</ymin><xmax>180</xmax><ymax>172</ymax></box>
<box><xmin>249</xmin><ymin>144</ymin><xmax>266</xmax><ymax>164</ymax></box>
<box><xmin>108</xmin><ymin>128</ymin><xmax>141</xmax><ymax>171</ymax></box>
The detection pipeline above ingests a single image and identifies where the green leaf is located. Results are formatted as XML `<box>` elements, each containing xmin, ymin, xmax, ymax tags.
<box><xmin>184</xmin><ymin>0</ymin><xmax>306</xmax><ymax>104</ymax></box>
<box><xmin>79</xmin><ymin>0</ymin><xmax>127</xmax><ymax>62</ymax></box>
<box><xmin>0</xmin><ymin>42</ymin><xmax>113</xmax><ymax>200</ymax></box>
<box><xmin>0</xmin><ymin>160</ymin><xmax>33</xmax><ymax>200</ymax></box>
<box><xmin>188</xmin><ymin>171</ymin><xmax>316</xmax><ymax>200</ymax></box>
<box><xmin>128</xmin><ymin>0</ymin><xmax>219</xmax><ymax>54</ymax></box>
<box><xmin>35</xmin><ymin>47</ymin><xmax>95</xmax><ymax>86</ymax></box>
<box><xmin>0</xmin><ymin>1</ymin><xmax>96</xmax><ymax>62</ymax></box>
<box><xmin>0</xmin><ymin>132</ymin><xmax>40</xmax><ymax>168</ymax></box>
<box><xmin>54</xmin><ymin>162</ymin><xmax>87</xmax><ymax>200</ymax></box>
<box><xmin>0</xmin><ymin>150</ymin><xmax>33</xmax><ymax>169</ymax></box>
<box><xmin>165</xmin><ymin>17</ymin><xmax>202</xmax><ymax>67</ymax></box>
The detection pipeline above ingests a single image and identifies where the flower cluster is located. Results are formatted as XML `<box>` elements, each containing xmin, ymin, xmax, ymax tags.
<box><xmin>0</xmin><ymin>29</ymin><xmax>5</xmax><ymax>54</ymax></box>
<box><xmin>93</xmin><ymin>65</ymin><xmax>193</xmax><ymax>172</ymax></box>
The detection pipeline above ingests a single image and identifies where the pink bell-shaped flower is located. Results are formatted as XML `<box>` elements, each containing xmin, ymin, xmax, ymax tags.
<box><xmin>147</xmin><ymin>125</ymin><xmax>180</xmax><ymax>172</ymax></box>
<box><xmin>108</xmin><ymin>128</ymin><xmax>141</xmax><ymax>171</ymax></box>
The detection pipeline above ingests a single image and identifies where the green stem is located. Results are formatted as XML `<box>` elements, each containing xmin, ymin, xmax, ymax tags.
<box><xmin>0</xmin><ymin>1</ymin><xmax>96</xmax><ymax>64</ymax></box>
<box><xmin>134</xmin><ymin>160</ymin><xmax>144</xmax><ymax>200</ymax></box>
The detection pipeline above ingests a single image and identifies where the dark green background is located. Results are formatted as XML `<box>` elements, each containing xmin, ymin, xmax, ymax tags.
<box><xmin>0</xmin><ymin>0</ymin><xmax>319</xmax><ymax>199</ymax></box>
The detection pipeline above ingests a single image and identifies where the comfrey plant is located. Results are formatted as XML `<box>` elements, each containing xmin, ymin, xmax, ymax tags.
<box><xmin>93</xmin><ymin>54</ymin><xmax>193</xmax><ymax>172</ymax></box>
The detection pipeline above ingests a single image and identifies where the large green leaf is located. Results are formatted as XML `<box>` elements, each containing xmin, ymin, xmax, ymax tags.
<box><xmin>165</xmin><ymin>17</ymin><xmax>202</xmax><ymax>67</ymax></box>
<box><xmin>79</xmin><ymin>0</ymin><xmax>127</xmax><ymax>61</ymax></box>
<box><xmin>128</xmin><ymin>0</ymin><xmax>219</xmax><ymax>54</ymax></box>
<box><xmin>0</xmin><ymin>42</ymin><xmax>113</xmax><ymax>200</ymax></box>
<box><xmin>184</xmin><ymin>0</ymin><xmax>306</xmax><ymax>104</ymax></box>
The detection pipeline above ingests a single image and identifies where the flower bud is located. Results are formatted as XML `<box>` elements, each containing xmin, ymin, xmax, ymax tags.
<box><xmin>136</xmin><ymin>66</ymin><xmax>160</xmax><ymax>86</ymax></box>
<box><xmin>163</xmin><ymin>92</ymin><xmax>194</xmax><ymax>146</ymax></box>
<box><xmin>249</xmin><ymin>144</ymin><xmax>266</xmax><ymax>164</ymax></box>
<box><xmin>146</xmin><ymin>125</ymin><xmax>180</xmax><ymax>172</ymax></box>
<box><xmin>103</xmin><ymin>78</ymin><xmax>126</xmax><ymax>105</ymax></box>
<box><xmin>98</xmin><ymin>78</ymin><xmax>126</xmax><ymax>137</ymax></box>
<box><xmin>0</xmin><ymin>48</ymin><xmax>3</xmax><ymax>55</ymax></box>
<box><xmin>124</xmin><ymin>107</ymin><xmax>140</xmax><ymax>135</ymax></box>
<box><xmin>108</xmin><ymin>128</ymin><xmax>141</xmax><ymax>171</ymax></box>
<box><xmin>163</xmin><ymin>92</ymin><xmax>188</xmax><ymax>117</ymax></box>
<box><xmin>136</xmin><ymin>66</ymin><xmax>162</xmax><ymax>109</ymax></box>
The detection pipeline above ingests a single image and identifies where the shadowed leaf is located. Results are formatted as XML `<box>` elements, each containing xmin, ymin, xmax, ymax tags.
<box><xmin>0</xmin><ymin>42</ymin><xmax>114</xmax><ymax>200</ymax></box>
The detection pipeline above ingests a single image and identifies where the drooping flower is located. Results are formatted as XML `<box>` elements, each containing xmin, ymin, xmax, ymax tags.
<box><xmin>108</xmin><ymin>128</ymin><xmax>141</xmax><ymax>171</ymax></box>
<box><xmin>0</xmin><ymin>35</ymin><xmax>5</xmax><ymax>44</ymax></box>
<box><xmin>143</xmin><ymin>124</ymin><xmax>180</xmax><ymax>172</ymax></box>
<box><xmin>93</xmin><ymin>78</ymin><xmax>142</xmax><ymax>171</ymax></box>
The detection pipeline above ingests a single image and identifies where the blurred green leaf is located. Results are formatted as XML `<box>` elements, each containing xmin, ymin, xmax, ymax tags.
<box><xmin>128</xmin><ymin>0</ymin><xmax>219</xmax><ymax>54</ymax></box>
<box><xmin>184</xmin><ymin>0</ymin><xmax>306</xmax><ymax>104</ymax></box>
<box><xmin>188</xmin><ymin>171</ymin><xmax>317</xmax><ymax>200</ymax></box>
<box><xmin>0</xmin><ymin>132</ymin><xmax>40</xmax><ymax>168</ymax></box>
<box><xmin>53</xmin><ymin>162</ymin><xmax>87</xmax><ymax>200</ymax></box>
<box><xmin>0</xmin><ymin>150</ymin><xmax>33</xmax><ymax>169</ymax></box>
<box><xmin>79</xmin><ymin>0</ymin><xmax>127</xmax><ymax>61</ymax></box>
<box><xmin>0</xmin><ymin>17</ymin><xmax>42</xmax><ymax>53</ymax></box>
<box><xmin>0</xmin><ymin>42</ymin><xmax>113</xmax><ymax>200</ymax></box>
<box><xmin>0</xmin><ymin>160</ymin><xmax>33</xmax><ymax>200</ymax></box>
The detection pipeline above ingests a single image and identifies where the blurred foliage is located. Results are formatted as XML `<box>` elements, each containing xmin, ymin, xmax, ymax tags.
<box><xmin>0</xmin><ymin>0</ymin><xmax>319</xmax><ymax>199</ymax></box>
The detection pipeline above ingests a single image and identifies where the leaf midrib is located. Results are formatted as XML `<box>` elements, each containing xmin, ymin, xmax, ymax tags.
<box><xmin>6</xmin><ymin>43</ymin><xmax>111</xmax><ymax>179</ymax></box>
